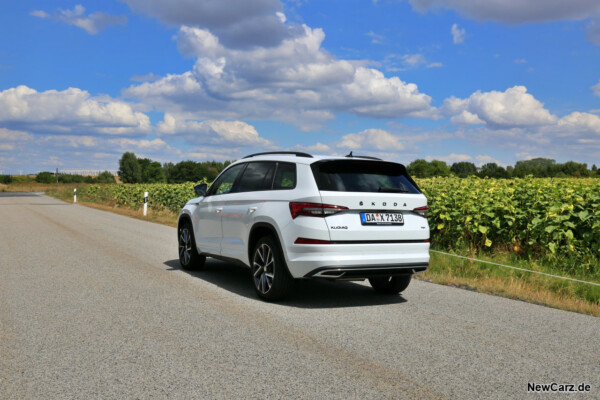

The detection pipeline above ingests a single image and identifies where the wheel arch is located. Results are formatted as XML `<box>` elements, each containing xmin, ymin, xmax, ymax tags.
<box><xmin>247</xmin><ymin>222</ymin><xmax>286</xmax><ymax>267</ymax></box>
<box><xmin>177</xmin><ymin>212</ymin><xmax>192</xmax><ymax>232</ymax></box>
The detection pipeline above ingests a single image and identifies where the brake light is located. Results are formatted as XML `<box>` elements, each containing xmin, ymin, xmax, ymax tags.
<box><xmin>413</xmin><ymin>205</ymin><xmax>429</xmax><ymax>217</ymax></box>
<box><xmin>289</xmin><ymin>202</ymin><xmax>348</xmax><ymax>219</ymax></box>
<box><xmin>294</xmin><ymin>237</ymin><xmax>331</xmax><ymax>244</ymax></box>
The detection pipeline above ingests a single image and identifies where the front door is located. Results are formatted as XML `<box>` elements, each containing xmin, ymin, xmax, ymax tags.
<box><xmin>193</xmin><ymin>163</ymin><xmax>246</xmax><ymax>255</ymax></box>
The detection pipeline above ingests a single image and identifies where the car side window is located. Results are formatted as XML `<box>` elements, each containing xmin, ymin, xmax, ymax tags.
<box><xmin>207</xmin><ymin>164</ymin><xmax>245</xmax><ymax>196</ymax></box>
<box><xmin>232</xmin><ymin>162</ymin><xmax>276</xmax><ymax>193</ymax></box>
<box><xmin>273</xmin><ymin>162</ymin><xmax>296</xmax><ymax>190</ymax></box>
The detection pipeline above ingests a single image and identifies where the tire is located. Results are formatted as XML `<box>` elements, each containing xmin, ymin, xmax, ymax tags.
<box><xmin>369</xmin><ymin>275</ymin><xmax>412</xmax><ymax>295</ymax></box>
<box><xmin>178</xmin><ymin>221</ymin><xmax>206</xmax><ymax>270</ymax></box>
<box><xmin>251</xmin><ymin>236</ymin><xmax>294</xmax><ymax>301</ymax></box>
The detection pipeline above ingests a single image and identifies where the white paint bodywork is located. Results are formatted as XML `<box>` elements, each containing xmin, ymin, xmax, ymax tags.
<box><xmin>179</xmin><ymin>155</ymin><xmax>430</xmax><ymax>278</ymax></box>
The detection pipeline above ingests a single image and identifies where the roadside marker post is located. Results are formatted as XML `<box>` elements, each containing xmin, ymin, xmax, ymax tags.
<box><xmin>143</xmin><ymin>191</ymin><xmax>148</xmax><ymax>216</ymax></box>
<box><xmin>74</xmin><ymin>188</ymin><xmax>77</xmax><ymax>203</ymax></box>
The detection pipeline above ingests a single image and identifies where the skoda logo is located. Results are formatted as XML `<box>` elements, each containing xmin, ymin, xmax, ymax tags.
<box><xmin>359</xmin><ymin>201</ymin><xmax>406</xmax><ymax>207</ymax></box>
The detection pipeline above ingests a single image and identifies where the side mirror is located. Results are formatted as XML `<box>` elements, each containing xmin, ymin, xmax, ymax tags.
<box><xmin>194</xmin><ymin>183</ymin><xmax>207</xmax><ymax>197</ymax></box>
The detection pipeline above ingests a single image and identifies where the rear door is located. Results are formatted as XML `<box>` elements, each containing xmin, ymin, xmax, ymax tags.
<box><xmin>311</xmin><ymin>159</ymin><xmax>429</xmax><ymax>241</ymax></box>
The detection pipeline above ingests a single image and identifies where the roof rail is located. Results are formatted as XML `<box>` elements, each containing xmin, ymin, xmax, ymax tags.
<box><xmin>345</xmin><ymin>151</ymin><xmax>382</xmax><ymax>161</ymax></box>
<box><xmin>243</xmin><ymin>151</ymin><xmax>313</xmax><ymax>159</ymax></box>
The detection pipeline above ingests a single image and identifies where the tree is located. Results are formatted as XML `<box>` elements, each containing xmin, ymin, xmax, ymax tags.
<box><xmin>139</xmin><ymin>158</ymin><xmax>166</xmax><ymax>183</ymax></box>
<box><xmin>450</xmin><ymin>161</ymin><xmax>477</xmax><ymax>177</ymax></box>
<box><xmin>163</xmin><ymin>162</ymin><xmax>174</xmax><ymax>182</ymax></box>
<box><xmin>95</xmin><ymin>171</ymin><xmax>116</xmax><ymax>184</ymax></box>
<box><xmin>118</xmin><ymin>152</ymin><xmax>142</xmax><ymax>183</ymax></box>
<box><xmin>513</xmin><ymin>158</ymin><xmax>555</xmax><ymax>177</ymax></box>
<box><xmin>559</xmin><ymin>161</ymin><xmax>589</xmax><ymax>177</ymax></box>
<box><xmin>35</xmin><ymin>171</ymin><xmax>55</xmax><ymax>183</ymax></box>
<box><xmin>407</xmin><ymin>159</ymin><xmax>451</xmax><ymax>178</ymax></box>
<box><xmin>429</xmin><ymin>160</ymin><xmax>452</xmax><ymax>177</ymax></box>
<box><xmin>407</xmin><ymin>159</ymin><xmax>430</xmax><ymax>178</ymax></box>
<box><xmin>478</xmin><ymin>163</ymin><xmax>508</xmax><ymax>178</ymax></box>
<box><xmin>167</xmin><ymin>161</ymin><xmax>204</xmax><ymax>183</ymax></box>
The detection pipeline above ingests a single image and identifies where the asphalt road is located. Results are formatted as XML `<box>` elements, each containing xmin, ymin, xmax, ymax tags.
<box><xmin>1</xmin><ymin>193</ymin><xmax>598</xmax><ymax>399</ymax></box>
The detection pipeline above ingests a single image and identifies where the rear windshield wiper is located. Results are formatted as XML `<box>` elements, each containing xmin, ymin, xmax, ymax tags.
<box><xmin>378</xmin><ymin>187</ymin><xmax>410</xmax><ymax>193</ymax></box>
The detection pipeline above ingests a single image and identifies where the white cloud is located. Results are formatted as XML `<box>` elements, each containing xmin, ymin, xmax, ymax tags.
<box><xmin>427</xmin><ymin>62</ymin><xmax>443</xmax><ymax>68</ymax></box>
<box><xmin>366</xmin><ymin>31</ymin><xmax>385</xmax><ymax>44</ymax></box>
<box><xmin>425</xmin><ymin>153</ymin><xmax>471</xmax><ymax>163</ymax></box>
<box><xmin>122</xmin><ymin>0</ymin><xmax>287</xmax><ymax>48</ymax></box>
<box><xmin>592</xmin><ymin>80</ymin><xmax>600</xmax><ymax>97</ymax></box>
<box><xmin>474</xmin><ymin>155</ymin><xmax>504</xmax><ymax>166</ymax></box>
<box><xmin>0</xmin><ymin>128</ymin><xmax>33</xmax><ymax>152</ymax></box>
<box><xmin>0</xmin><ymin>86</ymin><xmax>151</xmax><ymax>136</ymax></box>
<box><xmin>556</xmin><ymin>112</ymin><xmax>600</xmax><ymax>136</ymax></box>
<box><xmin>450</xmin><ymin>110</ymin><xmax>485</xmax><ymax>125</ymax></box>
<box><xmin>31</xmin><ymin>4</ymin><xmax>126</xmax><ymax>35</ymax></box>
<box><xmin>124</xmin><ymin>25</ymin><xmax>434</xmax><ymax>127</ymax></box>
<box><xmin>130</xmin><ymin>73</ymin><xmax>161</xmax><ymax>82</ymax></box>
<box><xmin>443</xmin><ymin>86</ymin><xmax>557</xmax><ymax>129</ymax></box>
<box><xmin>411</xmin><ymin>0</ymin><xmax>600</xmax><ymax>44</ymax></box>
<box><xmin>0</xmin><ymin>128</ymin><xmax>32</xmax><ymax>142</ymax></box>
<box><xmin>410</xmin><ymin>0</ymin><xmax>600</xmax><ymax>24</ymax></box>
<box><xmin>157</xmin><ymin>113</ymin><xmax>274</xmax><ymax>147</ymax></box>
<box><xmin>401</xmin><ymin>53</ymin><xmax>427</xmax><ymax>68</ymax></box>
<box><xmin>336</xmin><ymin>129</ymin><xmax>404</xmax><ymax>151</ymax></box>
<box><xmin>291</xmin><ymin>142</ymin><xmax>331</xmax><ymax>153</ymax></box>
<box><xmin>108</xmin><ymin>138</ymin><xmax>169</xmax><ymax>152</ymax></box>
<box><xmin>451</xmin><ymin>23</ymin><xmax>465</xmax><ymax>44</ymax></box>
<box><xmin>40</xmin><ymin>135</ymin><xmax>98</xmax><ymax>148</ymax></box>
<box><xmin>587</xmin><ymin>18</ymin><xmax>600</xmax><ymax>44</ymax></box>
<box><xmin>514</xmin><ymin>58</ymin><xmax>527</xmax><ymax>64</ymax></box>
<box><xmin>384</xmin><ymin>54</ymin><xmax>442</xmax><ymax>71</ymax></box>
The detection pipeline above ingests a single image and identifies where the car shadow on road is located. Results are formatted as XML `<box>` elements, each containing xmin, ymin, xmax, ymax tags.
<box><xmin>164</xmin><ymin>258</ymin><xmax>407</xmax><ymax>309</ymax></box>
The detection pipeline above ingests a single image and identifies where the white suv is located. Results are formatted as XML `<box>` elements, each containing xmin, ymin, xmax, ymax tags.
<box><xmin>177</xmin><ymin>152</ymin><xmax>430</xmax><ymax>301</ymax></box>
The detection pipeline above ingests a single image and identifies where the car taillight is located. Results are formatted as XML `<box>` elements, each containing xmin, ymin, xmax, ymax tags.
<box><xmin>294</xmin><ymin>237</ymin><xmax>331</xmax><ymax>244</ymax></box>
<box><xmin>289</xmin><ymin>202</ymin><xmax>348</xmax><ymax>219</ymax></box>
<box><xmin>413</xmin><ymin>205</ymin><xmax>429</xmax><ymax>217</ymax></box>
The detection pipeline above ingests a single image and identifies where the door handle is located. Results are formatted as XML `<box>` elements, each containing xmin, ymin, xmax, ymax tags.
<box><xmin>216</xmin><ymin>208</ymin><xmax>223</xmax><ymax>214</ymax></box>
<box><xmin>248</xmin><ymin>207</ymin><xmax>257</xmax><ymax>214</ymax></box>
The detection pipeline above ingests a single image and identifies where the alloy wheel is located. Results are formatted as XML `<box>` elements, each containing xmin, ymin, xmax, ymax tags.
<box><xmin>253</xmin><ymin>243</ymin><xmax>275</xmax><ymax>294</ymax></box>
<box><xmin>179</xmin><ymin>227</ymin><xmax>192</xmax><ymax>266</ymax></box>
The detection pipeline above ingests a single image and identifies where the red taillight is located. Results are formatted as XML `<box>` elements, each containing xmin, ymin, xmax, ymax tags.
<box><xmin>294</xmin><ymin>237</ymin><xmax>331</xmax><ymax>244</ymax></box>
<box><xmin>413</xmin><ymin>205</ymin><xmax>429</xmax><ymax>217</ymax></box>
<box><xmin>289</xmin><ymin>202</ymin><xmax>348</xmax><ymax>219</ymax></box>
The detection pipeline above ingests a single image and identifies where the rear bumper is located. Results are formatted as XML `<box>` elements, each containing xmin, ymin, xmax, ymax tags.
<box><xmin>305</xmin><ymin>263</ymin><xmax>428</xmax><ymax>279</ymax></box>
<box><xmin>283</xmin><ymin>241</ymin><xmax>430</xmax><ymax>278</ymax></box>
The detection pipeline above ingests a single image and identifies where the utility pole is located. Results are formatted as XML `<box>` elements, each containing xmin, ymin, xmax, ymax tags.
<box><xmin>56</xmin><ymin>168</ymin><xmax>59</xmax><ymax>184</ymax></box>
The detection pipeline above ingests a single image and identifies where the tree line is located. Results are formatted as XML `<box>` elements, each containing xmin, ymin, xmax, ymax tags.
<box><xmin>34</xmin><ymin>171</ymin><xmax>116</xmax><ymax>184</ymax></box>
<box><xmin>407</xmin><ymin>158</ymin><xmax>598</xmax><ymax>179</ymax></box>
<box><xmin>116</xmin><ymin>152</ymin><xmax>598</xmax><ymax>184</ymax></box>
<box><xmin>118</xmin><ymin>152</ymin><xmax>232</xmax><ymax>184</ymax></box>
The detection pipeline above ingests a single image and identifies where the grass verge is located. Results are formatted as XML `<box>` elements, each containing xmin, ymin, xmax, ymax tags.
<box><xmin>45</xmin><ymin>185</ymin><xmax>178</xmax><ymax>227</ymax></box>
<box><xmin>42</xmin><ymin>185</ymin><xmax>599</xmax><ymax>317</ymax></box>
<box><xmin>0</xmin><ymin>182</ymin><xmax>61</xmax><ymax>192</ymax></box>
<box><xmin>418</xmin><ymin>249</ymin><xmax>599</xmax><ymax>317</ymax></box>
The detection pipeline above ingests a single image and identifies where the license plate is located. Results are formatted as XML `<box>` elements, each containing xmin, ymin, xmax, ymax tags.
<box><xmin>360</xmin><ymin>212</ymin><xmax>404</xmax><ymax>225</ymax></box>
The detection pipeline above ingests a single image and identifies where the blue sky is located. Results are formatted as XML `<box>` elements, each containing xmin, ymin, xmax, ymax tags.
<box><xmin>1</xmin><ymin>0</ymin><xmax>600</xmax><ymax>173</ymax></box>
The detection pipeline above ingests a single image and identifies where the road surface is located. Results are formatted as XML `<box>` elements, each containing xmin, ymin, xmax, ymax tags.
<box><xmin>1</xmin><ymin>193</ymin><xmax>598</xmax><ymax>399</ymax></box>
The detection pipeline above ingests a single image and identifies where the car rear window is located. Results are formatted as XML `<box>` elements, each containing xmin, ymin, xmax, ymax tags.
<box><xmin>311</xmin><ymin>160</ymin><xmax>420</xmax><ymax>193</ymax></box>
